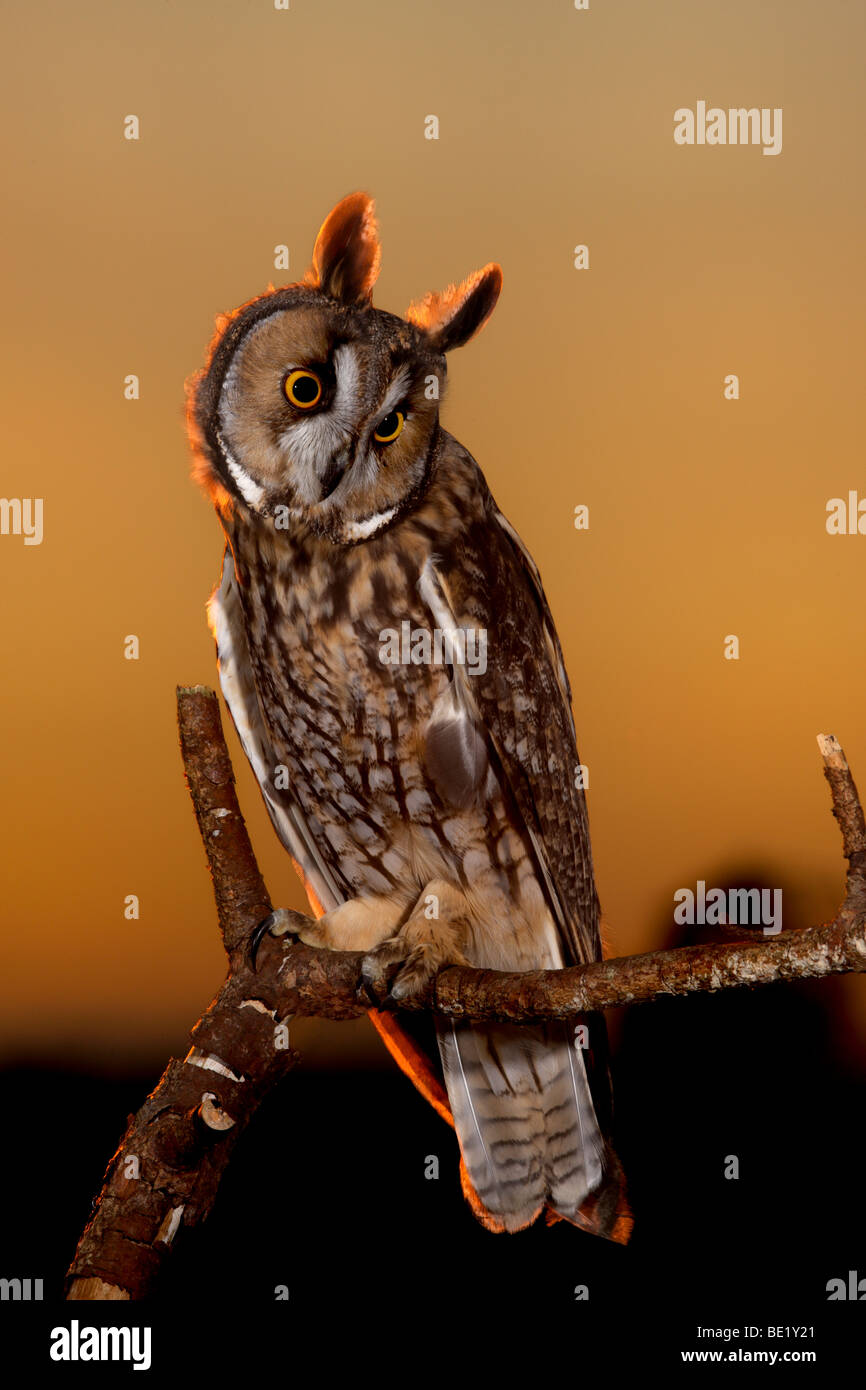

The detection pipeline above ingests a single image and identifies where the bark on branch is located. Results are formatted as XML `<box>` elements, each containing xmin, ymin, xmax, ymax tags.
<box><xmin>64</xmin><ymin>695</ymin><xmax>866</xmax><ymax>1300</ymax></box>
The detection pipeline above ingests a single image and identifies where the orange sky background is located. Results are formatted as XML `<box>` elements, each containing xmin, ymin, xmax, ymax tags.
<box><xmin>2</xmin><ymin>0</ymin><xmax>865</xmax><ymax>1072</ymax></box>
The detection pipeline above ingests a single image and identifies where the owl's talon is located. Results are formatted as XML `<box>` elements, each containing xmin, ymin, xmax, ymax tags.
<box><xmin>248</xmin><ymin>908</ymin><xmax>312</xmax><ymax>970</ymax></box>
<box><xmin>359</xmin><ymin>936</ymin><xmax>407</xmax><ymax>1004</ymax></box>
<box><xmin>354</xmin><ymin>972</ymin><xmax>383</xmax><ymax>1009</ymax></box>
<box><xmin>360</xmin><ymin>938</ymin><xmax>441</xmax><ymax>1006</ymax></box>
<box><xmin>248</xmin><ymin>917</ymin><xmax>273</xmax><ymax>970</ymax></box>
<box><xmin>388</xmin><ymin>946</ymin><xmax>439</xmax><ymax>1001</ymax></box>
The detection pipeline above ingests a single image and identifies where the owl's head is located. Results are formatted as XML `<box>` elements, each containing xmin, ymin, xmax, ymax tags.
<box><xmin>189</xmin><ymin>192</ymin><xmax>501</xmax><ymax>544</ymax></box>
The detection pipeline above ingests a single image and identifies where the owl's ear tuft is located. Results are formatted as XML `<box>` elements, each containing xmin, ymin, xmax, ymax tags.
<box><xmin>308</xmin><ymin>192</ymin><xmax>381</xmax><ymax>304</ymax></box>
<box><xmin>406</xmin><ymin>263</ymin><xmax>502</xmax><ymax>353</ymax></box>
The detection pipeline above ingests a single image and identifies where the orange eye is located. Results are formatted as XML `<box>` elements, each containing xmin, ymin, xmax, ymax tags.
<box><xmin>373</xmin><ymin>409</ymin><xmax>404</xmax><ymax>444</ymax></box>
<box><xmin>284</xmin><ymin>368</ymin><xmax>322</xmax><ymax>408</ymax></box>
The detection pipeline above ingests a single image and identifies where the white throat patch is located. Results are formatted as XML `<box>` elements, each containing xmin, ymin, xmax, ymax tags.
<box><xmin>342</xmin><ymin>505</ymin><xmax>398</xmax><ymax>542</ymax></box>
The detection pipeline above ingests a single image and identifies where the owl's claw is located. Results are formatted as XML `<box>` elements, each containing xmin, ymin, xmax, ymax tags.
<box><xmin>358</xmin><ymin>937</ymin><xmax>403</xmax><ymax>1004</ymax></box>
<box><xmin>360</xmin><ymin>937</ymin><xmax>440</xmax><ymax>1007</ymax></box>
<box><xmin>248</xmin><ymin>909</ymin><xmax>311</xmax><ymax>970</ymax></box>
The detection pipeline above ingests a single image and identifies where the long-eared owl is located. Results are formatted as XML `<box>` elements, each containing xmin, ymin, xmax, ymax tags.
<box><xmin>187</xmin><ymin>193</ymin><xmax>631</xmax><ymax>1241</ymax></box>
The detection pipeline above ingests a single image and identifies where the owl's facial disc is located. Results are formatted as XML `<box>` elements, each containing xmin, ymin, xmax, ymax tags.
<box><xmin>294</xmin><ymin>353</ymin><xmax>417</xmax><ymax>507</ymax></box>
<box><xmin>215</xmin><ymin>300</ymin><xmax>442</xmax><ymax>542</ymax></box>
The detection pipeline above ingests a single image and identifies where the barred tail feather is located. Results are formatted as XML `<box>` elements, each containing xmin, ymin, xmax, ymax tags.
<box><xmin>545</xmin><ymin>1020</ymin><xmax>606</xmax><ymax>1215</ymax></box>
<box><xmin>435</xmin><ymin>1017</ymin><xmax>608</xmax><ymax>1234</ymax></box>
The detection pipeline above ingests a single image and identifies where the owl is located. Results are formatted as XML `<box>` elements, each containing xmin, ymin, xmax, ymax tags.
<box><xmin>187</xmin><ymin>192</ymin><xmax>631</xmax><ymax>1241</ymax></box>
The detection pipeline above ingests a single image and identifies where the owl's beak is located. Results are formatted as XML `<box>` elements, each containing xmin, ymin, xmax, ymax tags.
<box><xmin>318</xmin><ymin>449</ymin><xmax>352</xmax><ymax>500</ymax></box>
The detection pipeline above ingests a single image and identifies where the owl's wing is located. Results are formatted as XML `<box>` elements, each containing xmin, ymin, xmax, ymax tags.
<box><xmin>420</xmin><ymin>498</ymin><xmax>600</xmax><ymax>966</ymax></box>
<box><xmin>208</xmin><ymin>546</ymin><xmax>345</xmax><ymax>917</ymax></box>
<box><xmin>421</xmin><ymin>495</ymin><xmax>633</xmax><ymax>1241</ymax></box>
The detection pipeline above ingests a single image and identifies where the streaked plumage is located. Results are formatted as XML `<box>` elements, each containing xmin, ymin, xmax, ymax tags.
<box><xmin>187</xmin><ymin>193</ymin><xmax>631</xmax><ymax>1240</ymax></box>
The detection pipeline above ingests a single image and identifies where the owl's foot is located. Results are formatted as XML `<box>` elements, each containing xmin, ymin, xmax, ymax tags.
<box><xmin>360</xmin><ymin>935</ymin><xmax>467</xmax><ymax>1005</ymax></box>
<box><xmin>248</xmin><ymin>908</ymin><xmax>314</xmax><ymax>969</ymax></box>
<box><xmin>360</xmin><ymin>936</ymin><xmax>424</xmax><ymax>1004</ymax></box>
<box><xmin>360</xmin><ymin>881</ymin><xmax>470</xmax><ymax>1006</ymax></box>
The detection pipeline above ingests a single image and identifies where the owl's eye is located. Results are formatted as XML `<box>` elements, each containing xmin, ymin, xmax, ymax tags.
<box><xmin>284</xmin><ymin>368</ymin><xmax>323</xmax><ymax>409</ymax></box>
<box><xmin>373</xmin><ymin>409</ymin><xmax>405</xmax><ymax>444</ymax></box>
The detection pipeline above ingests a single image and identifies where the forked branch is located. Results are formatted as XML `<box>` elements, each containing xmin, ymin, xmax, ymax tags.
<box><xmin>64</xmin><ymin>694</ymin><xmax>866</xmax><ymax>1299</ymax></box>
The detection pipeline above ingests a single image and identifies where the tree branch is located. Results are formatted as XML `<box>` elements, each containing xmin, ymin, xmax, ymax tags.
<box><xmin>65</xmin><ymin>694</ymin><xmax>866</xmax><ymax>1299</ymax></box>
